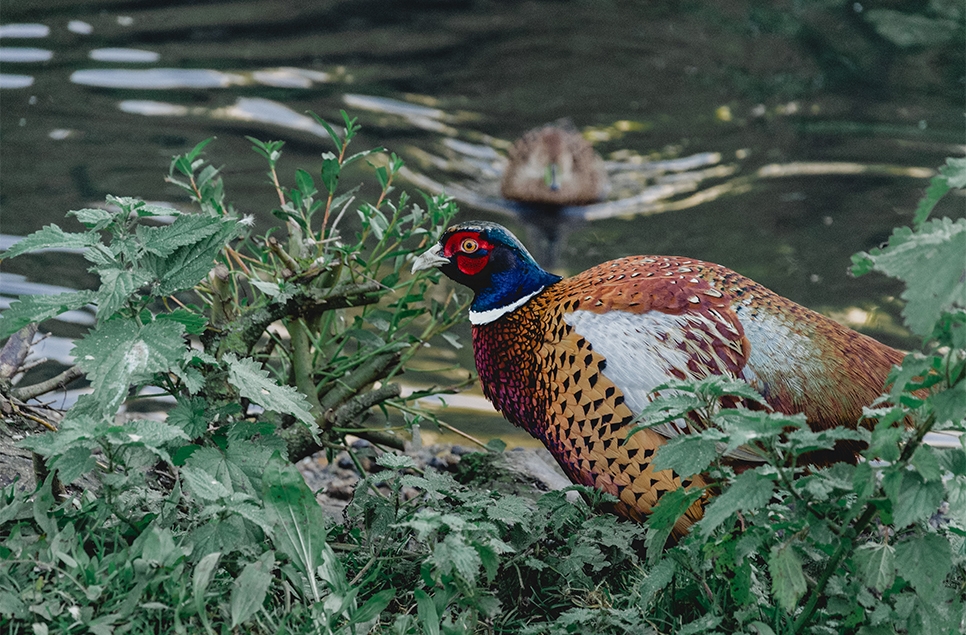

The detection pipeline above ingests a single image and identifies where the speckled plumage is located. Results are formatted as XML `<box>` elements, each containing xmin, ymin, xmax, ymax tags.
<box><xmin>413</xmin><ymin>222</ymin><xmax>905</xmax><ymax>535</ymax></box>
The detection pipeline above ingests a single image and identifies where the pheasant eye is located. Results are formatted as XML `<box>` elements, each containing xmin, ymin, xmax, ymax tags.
<box><xmin>461</xmin><ymin>238</ymin><xmax>479</xmax><ymax>253</ymax></box>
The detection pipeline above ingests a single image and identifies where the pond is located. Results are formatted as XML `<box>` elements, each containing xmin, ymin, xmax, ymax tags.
<box><xmin>1</xmin><ymin>0</ymin><xmax>963</xmax><ymax>446</ymax></box>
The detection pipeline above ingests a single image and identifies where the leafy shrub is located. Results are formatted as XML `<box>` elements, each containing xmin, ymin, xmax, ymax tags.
<box><xmin>0</xmin><ymin>113</ymin><xmax>963</xmax><ymax>634</ymax></box>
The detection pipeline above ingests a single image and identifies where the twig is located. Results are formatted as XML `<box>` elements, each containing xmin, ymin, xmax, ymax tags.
<box><xmin>12</xmin><ymin>366</ymin><xmax>85</xmax><ymax>401</ymax></box>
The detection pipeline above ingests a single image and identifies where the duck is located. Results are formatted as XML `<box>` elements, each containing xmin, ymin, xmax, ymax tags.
<box><xmin>500</xmin><ymin>121</ymin><xmax>609</xmax><ymax>208</ymax></box>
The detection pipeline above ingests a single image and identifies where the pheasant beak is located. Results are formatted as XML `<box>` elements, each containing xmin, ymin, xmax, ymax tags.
<box><xmin>411</xmin><ymin>243</ymin><xmax>450</xmax><ymax>273</ymax></box>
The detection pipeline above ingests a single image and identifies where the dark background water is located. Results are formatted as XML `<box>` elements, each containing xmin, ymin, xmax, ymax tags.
<box><xmin>1</xmin><ymin>0</ymin><xmax>963</xmax><ymax>442</ymax></box>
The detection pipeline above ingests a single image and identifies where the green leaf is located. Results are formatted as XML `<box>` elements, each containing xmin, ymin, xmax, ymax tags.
<box><xmin>679</xmin><ymin>613</ymin><xmax>722</xmax><ymax>635</ymax></box>
<box><xmin>192</xmin><ymin>551</ymin><xmax>221</xmax><ymax>618</ymax></box>
<box><xmin>138</xmin><ymin>214</ymin><xmax>224</xmax><ymax>258</ymax></box>
<box><xmin>644</xmin><ymin>487</ymin><xmax>705</xmax><ymax>560</ymax></box>
<box><xmin>652</xmin><ymin>434</ymin><xmax>719</xmax><ymax>478</ymax></box>
<box><xmin>855</xmin><ymin>218</ymin><xmax>966</xmax><ymax>336</ymax></box>
<box><xmin>435</xmin><ymin>533</ymin><xmax>482</xmax><ymax>584</ymax></box>
<box><xmin>0</xmin><ymin>290</ymin><xmax>96</xmax><ymax>339</ymax></box>
<box><xmin>142</xmin><ymin>219</ymin><xmax>241</xmax><ymax>295</ymax></box>
<box><xmin>854</xmin><ymin>543</ymin><xmax>896</xmax><ymax>593</ymax></box>
<box><xmin>68</xmin><ymin>207</ymin><xmax>116</xmax><ymax>229</ymax></box>
<box><xmin>96</xmin><ymin>267</ymin><xmax>152</xmax><ymax>318</ymax></box>
<box><xmin>485</xmin><ymin>438</ymin><xmax>506</xmax><ymax>452</ymax></box>
<box><xmin>913</xmin><ymin>176</ymin><xmax>951</xmax><ymax>227</ymax></box>
<box><xmin>894</xmin><ymin>533</ymin><xmax>952</xmax><ymax>600</ymax></box>
<box><xmin>415</xmin><ymin>589</ymin><xmax>439</xmax><ymax>635</ymax></box>
<box><xmin>697</xmin><ymin>469</ymin><xmax>775</xmax><ymax>537</ymax></box>
<box><xmin>261</xmin><ymin>458</ymin><xmax>330</xmax><ymax>596</ymax></box>
<box><xmin>110</xmin><ymin>419</ymin><xmax>189</xmax><ymax>448</ymax></box>
<box><xmin>864</xmin><ymin>10</ymin><xmax>960</xmax><ymax>47</ymax></box>
<box><xmin>72</xmin><ymin>318</ymin><xmax>186</xmax><ymax>413</ymax></box>
<box><xmin>168</xmin><ymin>396</ymin><xmax>209</xmax><ymax>438</ymax></box>
<box><xmin>181</xmin><ymin>465</ymin><xmax>232</xmax><ymax>501</ymax></box>
<box><xmin>348</xmin><ymin>588</ymin><xmax>394</xmax><ymax>626</ymax></box>
<box><xmin>940</xmin><ymin>157</ymin><xmax>966</xmax><ymax>189</ymax></box>
<box><xmin>50</xmin><ymin>445</ymin><xmax>95</xmax><ymax>484</ymax></box>
<box><xmin>886</xmin><ymin>470</ymin><xmax>945</xmax><ymax>528</ymax></box>
<box><xmin>230</xmin><ymin>551</ymin><xmax>275</xmax><ymax>628</ymax></box>
<box><xmin>945</xmin><ymin>476</ymin><xmax>966</xmax><ymax>525</ymax></box>
<box><xmin>486</xmin><ymin>495</ymin><xmax>534</xmax><ymax>526</ymax></box>
<box><xmin>157</xmin><ymin>309</ymin><xmax>207</xmax><ymax>335</ymax></box>
<box><xmin>2</xmin><ymin>224</ymin><xmax>97</xmax><ymax>259</ymax></box>
<box><xmin>321</xmin><ymin>154</ymin><xmax>340</xmax><ymax>194</ymax></box>
<box><xmin>769</xmin><ymin>542</ymin><xmax>807</xmax><ymax>612</ymax></box>
<box><xmin>931</xmin><ymin>381</ymin><xmax>966</xmax><ymax>426</ymax></box>
<box><xmin>910</xmin><ymin>445</ymin><xmax>943</xmax><ymax>482</ymax></box>
<box><xmin>224</xmin><ymin>353</ymin><xmax>315</xmax><ymax>426</ymax></box>
<box><xmin>376</xmin><ymin>453</ymin><xmax>417</xmax><ymax>470</ymax></box>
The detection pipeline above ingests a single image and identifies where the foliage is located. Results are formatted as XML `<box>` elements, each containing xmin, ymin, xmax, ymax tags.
<box><xmin>1</xmin><ymin>128</ymin><xmax>964</xmax><ymax>633</ymax></box>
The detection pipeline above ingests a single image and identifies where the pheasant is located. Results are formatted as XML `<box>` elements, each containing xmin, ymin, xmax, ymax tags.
<box><xmin>411</xmin><ymin>221</ymin><xmax>906</xmax><ymax>534</ymax></box>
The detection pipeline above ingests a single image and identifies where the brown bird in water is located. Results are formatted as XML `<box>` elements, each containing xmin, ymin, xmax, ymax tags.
<box><xmin>500</xmin><ymin>121</ymin><xmax>609</xmax><ymax>208</ymax></box>
<box><xmin>413</xmin><ymin>221</ymin><xmax>906</xmax><ymax>535</ymax></box>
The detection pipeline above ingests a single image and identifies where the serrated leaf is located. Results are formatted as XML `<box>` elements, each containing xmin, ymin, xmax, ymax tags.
<box><xmin>96</xmin><ymin>267</ymin><xmax>152</xmax><ymax>318</ymax></box>
<box><xmin>854</xmin><ymin>543</ymin><xmax>896</xmax><ymax>593</ymax></box>
<box><xmin>72</xmin><ymin>318</ymin><xmax>186</xmax><ymax>413</ymax></box>
<box><xmin>168</xmin><ymin>396</ymin><xmax>209</xmax><ymax>438</ymax></box>
<box><xmin>49</xmin><ymin>445</ymin><xmax>95</xmax><ymax>484</ymax></box>
<box><xmin>138</xmin><ymin>214</ymin><xmax>224</xmax><ymax>258</ymax></box>
<box><xmin>2</xmin><ymin>224</ymin><xmax>98</xmax><ymax>259</ymax></box>
<box><xmin>434</xmin><ymin>533</ymin><xmax>481</xmax><ymax>584</ymax></box>
<box><xmin>910</xmin><ymin>445</ymin><xmax>943</xmax><ymax>482</ymax></box>
<box><xmin>142</xmin><ymin>219</ymin><xmax>241</xmax><ymax>295</ymax></box>
<box><xmin>697</xmin><ymin>469</ymin><xmax>775</xmax><ymax>537</ymax></box>
<box><xmin>0</xmin><ymin>290</ymin><xmax>96</xmax><ymax>339</ymax></box>
<box><xmin>486</xmin><ymin>495</ymin><xmax>533</xmax><ymax>525</ymax></box>
<box><xmin>375</xmin><ymin>453</ymin><xmax>416</xmax><ymax>470</ymax></box>
<box><xmin>894</xmin><ymin>533</ymin><xmax>952</xmax><ymax>600</ymax></box>
<box><xmin>230</xmin><ymin>551</ymin><xmax>275</xmax><ymax>628</ymax></box>
<box><xmin>931</xmin><ymin>381</ymin><xmax>966</xmax><ymax>426</ymax></box>
<box><xmin>224</xmin><ymin>353</ymin><xmax>315</xmax><ymax>426</ymax></box>
<box><xmin>652</xmin><ymin>434</ymin><xmax>719</xmax><ymax>478</ymax></box>
<box><xmin>182</xmin><ymin>465</ymin><xmax>232</xmax><ymax>501</ymax></box>
<box><xmin>69</xmin><ymin>207</ymin><xmax>118</xmax><ymax>228</ymax></box>
<box><xmin>769</xmin><ymin>543</ymin><xmax>807</xmax><ymax>612</ymax></box>
<box><xmin>887</xmin><ymin>471</ymin><xmax>945</xmax><ymax>528</ymax></box>
<box><xmin>913</xmin><ymin>176</ymin><xmax>951</xmax><ymax>227</ymax></box>
<box><xmin>109</xmin><ymin>419</ymin><xmax>189</xmax><ymax>448</ymax></box>
<box><xmin>858</xmin><ymin>218</ymin><xmax>966</xmax><ymax>336</ymax></box>
<box><xmin>945</xmin><ymin>476</ymin><xmax>966</xmax><ymax>525</ymax></box>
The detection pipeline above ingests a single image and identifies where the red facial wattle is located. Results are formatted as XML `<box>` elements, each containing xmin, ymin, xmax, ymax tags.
<box><xmin>443</xmin><ymin>231</ymin><xmax>493</xmax><ymax>277</ymax></box>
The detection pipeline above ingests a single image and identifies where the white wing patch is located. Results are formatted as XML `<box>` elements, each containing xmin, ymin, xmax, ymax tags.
<box><xmin>563</xmin><ymin>309</ymin><xmax>722</xmax><ymax>414</ymax></box>
<box><xmin>564</xmin><ymin>308</ymin><xmax>765</xmax><ymax>462</ymax></box>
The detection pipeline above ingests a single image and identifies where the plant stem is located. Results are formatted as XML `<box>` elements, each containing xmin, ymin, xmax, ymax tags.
<box><xmin>792</xmin><ymin>502</ymin><xmax>878</xmax><ymax>634</ymax></box>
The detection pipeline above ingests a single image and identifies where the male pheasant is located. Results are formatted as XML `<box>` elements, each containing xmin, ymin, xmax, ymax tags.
<box><xmin>411</xmin><ymin>221</ymin><xmax>905</xmax><ymax>534</ymax></box>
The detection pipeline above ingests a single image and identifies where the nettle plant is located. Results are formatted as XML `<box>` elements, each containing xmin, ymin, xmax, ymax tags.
<box><xmin>628</xmin><ymin>158</ymin><xmax>966</xmax><ymax>635</ymax></box>
<box><xmin>0</xmin><ymin>113</ymin><xmax>468</xmax><ymax>632</ymax></box>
